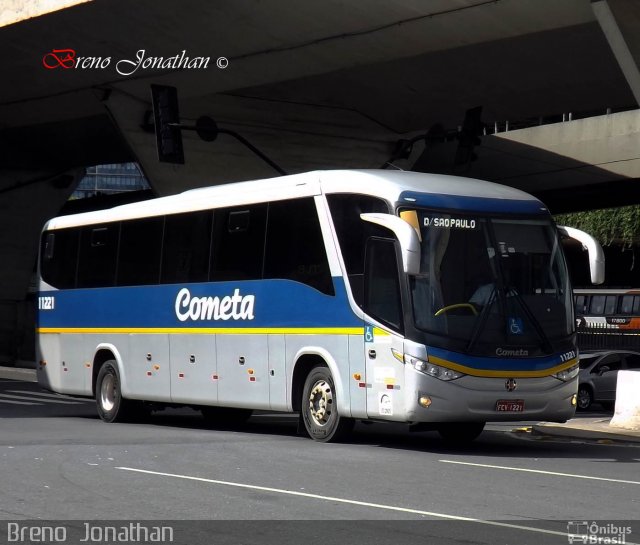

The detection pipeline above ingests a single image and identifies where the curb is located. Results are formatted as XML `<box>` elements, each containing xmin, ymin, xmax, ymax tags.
<box><xmin>0</xmin><ymin>366</ymin><xmax>37</xmax><ymax>382</ymax></box>
<box><xmin>532</xmin><ymin>421</ymin><xmax>640</xmax><ymax>444</ymax></box>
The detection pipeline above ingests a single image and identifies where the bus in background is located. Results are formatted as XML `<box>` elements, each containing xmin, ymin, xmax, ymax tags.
<box><xmin>36</xmin><ymin>170</ymin><xmax>604</xmax><ymax>443</ymax></box>
<box><xmin>574</xmin><ymin>288</ymin><xmax>640</xmax><ymax>329</ymax></box>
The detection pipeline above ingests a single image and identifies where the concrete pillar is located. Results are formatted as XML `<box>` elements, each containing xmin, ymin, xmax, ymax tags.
<box><xmin>610</xmin><ymin>370</ymin><xmax>640</xmax><ymax>431</ymax></box>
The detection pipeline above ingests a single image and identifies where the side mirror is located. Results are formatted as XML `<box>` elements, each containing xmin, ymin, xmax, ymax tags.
<box><xmin>360</xmin><ymin>213</ymin><xmax>421</xmax><ymax>275</ymax></box>
<box><xmin>557</xmin><ymin>225</ymin><xmax>605</xmax><ymax>285</ymax></box>
<box><xmin>597</xmin><ymin>365</ymin><xmax>611</xmax><ymax>376</ymax></box>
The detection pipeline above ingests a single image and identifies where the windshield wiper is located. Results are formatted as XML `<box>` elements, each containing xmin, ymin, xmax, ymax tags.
<box><xmin>465</xmin><ymin>287</ymin><xmax>495</xmax><ymax>353</ymax></box>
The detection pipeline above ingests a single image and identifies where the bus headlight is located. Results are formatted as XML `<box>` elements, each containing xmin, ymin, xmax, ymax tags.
<box><xmin>404</xmin><ymin>354</ymin><xmax>465</xmax><ymax>381</ymax></box>
<box><xmin>553</xmin><ymin>363</ymin><xmax>579</xmax><ymax>382</ymax></box>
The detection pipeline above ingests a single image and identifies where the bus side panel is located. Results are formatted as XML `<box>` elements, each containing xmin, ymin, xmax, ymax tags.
<box><xmin>268</xmin><ymin>334</ymin><xmax>287</xmax><ymax>411</ymax></box>
<box><xmin>217</xmin><ymin>334</ymin><xmax>269</xmax><ymax>409</ymax></box>
<box><xmin>286</xmin><ymin>335</ymin><xmax>351</xmax><ymax>417</ymax></box>
<box><xmin>348</xmin><ymin>334</ymin><xmax>367</xmax><ymax>418</ymax></box>
<box><xmin>125</xmin><ymin>334</ymin><xmax>171</xmax><ymax>402</ymax></box>
<box><xmin>58</xmin><ymin>333</ymin><xmax>88</xmax><ymax>395</ymax></box>
<box><xmin>169</xmin><ymin>333</ymin><xmax>217</xmax><ymax>405</ymax></box>
<box><xmin>36</xmin><ymin>333</ymin><xmax>61</xmax><ymax>392</ymax></box>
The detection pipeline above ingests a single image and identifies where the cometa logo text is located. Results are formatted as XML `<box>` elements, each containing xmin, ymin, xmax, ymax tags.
<box><xmin>175</xmin><ymin>288</ymin><xmax>255</xmax><ymax>322</ymax></box>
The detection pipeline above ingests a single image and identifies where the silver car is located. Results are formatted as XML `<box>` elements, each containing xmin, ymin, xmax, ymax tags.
<box><xmin>577</xmin><ymin>350</ymin><xmax>640</xmax><ymax>411</ymax></box>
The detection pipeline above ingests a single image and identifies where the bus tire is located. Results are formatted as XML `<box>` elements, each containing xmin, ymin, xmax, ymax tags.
<box><xmin>201</xmin><ymin>406</ymin><xmax>253</xmax><ymax>427</ymax></box>
<box><xmin>301</xmin><ymin>365</ymin><xmax>353</xmax><ymax>442</ymax></box>
<box><xmin>96</xmin><ymin>361</ymin><xmax>133</xmax><ymax>423</ymax></box>
<box><xmin>437</xmin><ymin>422</ymin><xmax>485</xmax><ymax>445</ymax></box>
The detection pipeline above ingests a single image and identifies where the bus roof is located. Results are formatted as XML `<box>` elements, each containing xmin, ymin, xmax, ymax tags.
<box><xmin>44</xmin><ymin>169</ymin><xmax>547</xmax><ymax>230</ymax></box>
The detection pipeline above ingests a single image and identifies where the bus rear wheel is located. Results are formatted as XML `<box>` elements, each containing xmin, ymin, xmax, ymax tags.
<box><xmin>96</xmin><ymin>361</ymin><xmax>134</xmax><ymax>423</ymax></box>
<box><xmin>301</xmin><ymin>365</ymin><xmax>353</xmax><ymax>443</ymax></box>
<box><xmin>437</xmin><ymin>422</ymin><xmax>485</xmax><ymax>445</ymax></box>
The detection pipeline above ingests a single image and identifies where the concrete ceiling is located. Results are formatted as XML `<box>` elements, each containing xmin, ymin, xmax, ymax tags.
<box><xmin>0</xmin><ymin>0</ymin><xmax>638</xmax><ymax>199</ymax></box>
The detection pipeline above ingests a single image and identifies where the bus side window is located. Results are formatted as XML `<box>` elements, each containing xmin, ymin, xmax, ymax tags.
<box><xmin>574</xmin><ymin>295</ymin><xmax>587</xmax><ymax>314</ymax></box>
<box><xmin>263</xmin><ymin>198</ymin><xmax>334</xmax><ymax>295</ymax></box>
<box><xmin>589</xmin><ymin>295</ymin><xmax>605</xmax><ymax>315</ymax></box>
<box><xmin>117</xmin><ymin>217</ymin><xmax>163</xmax><ymax>286</ymax></box>
<box><xmin>604</xmin><ymin>295</ymin><xmax>617</xmax><ymax>315</ymax></box>
<box><xmin>77</xmin><ymin>224</ymin><xmax>119</xmax><ymax>288</ymax></box>
<box><xmin>364</xmin><ymin>237</ymin><xmax>403</xmax><ymax>333</ymax></box>
<box><xmin>211</xmin><ymin>205</ymin><xmax>267</xmax><ymax>281</ymax></box>
<box><xmin>40</xmin><ymin>229</ymin><xmax>80</xmax><ymax>289</ymax></box>
<box><xmin>162</xmin><ymin>211</ymin><xmax>212</xmax><ymax>284</ymax></box>
<box><xmin>620</xmin><ymin>295</ymin><xmax>634</xmax><ymax>315</ymax></box>
<box><xmin>326</xmin><ymin>194</ymin><xmax>389</xmax><ymax>306</ymax></box>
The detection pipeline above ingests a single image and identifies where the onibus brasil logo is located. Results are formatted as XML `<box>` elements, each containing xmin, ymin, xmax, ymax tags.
<box><xmin>567</xmin><ymin>521</ymin><xmax>632</xmax><ymax>544</ymax></box>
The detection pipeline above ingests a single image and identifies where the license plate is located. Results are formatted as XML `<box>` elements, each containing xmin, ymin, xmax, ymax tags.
<box><xmin>495</xmin><ymin>399</ymin><xmax>525</xmax><ymax>412</ymax></box>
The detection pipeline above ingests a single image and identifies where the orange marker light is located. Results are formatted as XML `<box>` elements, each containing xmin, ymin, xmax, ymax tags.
<box><xmin>353</xmin><ymin>373</ymin><xmax>361</xmax><ymax>381</ymax></box>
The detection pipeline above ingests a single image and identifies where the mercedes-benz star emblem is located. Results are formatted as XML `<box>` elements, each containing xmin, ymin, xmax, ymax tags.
<box><xmin>505</xmin><ymin>378</ymin><xmax>517</xmax><ymax>392</ymax></box>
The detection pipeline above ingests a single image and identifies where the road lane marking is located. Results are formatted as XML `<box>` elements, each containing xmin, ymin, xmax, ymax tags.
<box><xmin>0</xmin><ymin>393</ymin><xmax>83</xmax><ymax>405</ymax></box>
<box><xmin>439</xmin><ymin>460</ymin><xmax>640</xmax><ymax>485</ymax></box>
<box><xmin>115</xmin><ymin>466</ymin><xmax>622</xmax><ymax>541</ymax></box>
<box><xmin>7</xmin><ymin>390</ymin><xmax>91</xmax><ymax>402</ymax></box>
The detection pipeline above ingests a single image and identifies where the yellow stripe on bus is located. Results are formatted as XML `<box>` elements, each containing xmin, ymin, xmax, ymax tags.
<box><xmin>428</xmin><ymin>355</ymin><xmax>579</xmax><ymax>379</ymax></box>
<box><xmin>37</xmin><ymin>327</ymin><xmax>365</xmax><ymax>335</ymax></box>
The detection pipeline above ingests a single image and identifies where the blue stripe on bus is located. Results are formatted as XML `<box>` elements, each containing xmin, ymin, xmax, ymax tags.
<box><xmin>38</xmin><ymin>278</ymin><xmax>361</xmax><ymax>329</ymax></box>
<box><xmin>398</xmin><ymin>191</ymin><xmax>548</xmax><ymax>215</ymax></box>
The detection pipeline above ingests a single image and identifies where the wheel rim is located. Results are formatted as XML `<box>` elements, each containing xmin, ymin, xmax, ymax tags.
<box><xmin>100</xmin><ymin>373</ymin><xmax>116</xmax><ymax>412</ymax></box>
<box><xmin>577</xmin><ymin>388</ymin><xmax>590</xmax><ymax>409</ymax></box>
<box><xmin>308</xmin><ymin>379</ymin><xmax>333</xmax><ymax>426</ymax></box>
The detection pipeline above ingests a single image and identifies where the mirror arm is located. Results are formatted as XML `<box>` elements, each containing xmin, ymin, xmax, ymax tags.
<box><xmin>557</xmin><ymin>225</ymin><xmax>605</xmax><ymax>285</ymax></box>
<box><xmin>360</xmin><ymin>213</ymin><xmax>421</xmax><ymax>275</ymax></box>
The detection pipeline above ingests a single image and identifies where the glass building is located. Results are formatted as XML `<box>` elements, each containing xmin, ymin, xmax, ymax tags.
<box><xmin>72</xmin><ymin>163</ymin><xmax>149</xmax><ymax>199</ymax></box>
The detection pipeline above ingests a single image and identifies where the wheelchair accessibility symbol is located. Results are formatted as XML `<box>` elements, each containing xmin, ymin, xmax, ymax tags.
<box><xmin>508</xmin><ymin>317</ymin><xmax>524</xmax><ymax>335</ymax></box>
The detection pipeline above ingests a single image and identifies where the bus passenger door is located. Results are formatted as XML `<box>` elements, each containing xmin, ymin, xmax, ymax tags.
<box><xmin>363</xmin><ymin>237</ymin><xmax>406</xmax><ymax>420</ymax></box>
<box><xmin>364</xmin><ymin>324</ymin><xmax>405</xmax><ymax>420</ymax></box>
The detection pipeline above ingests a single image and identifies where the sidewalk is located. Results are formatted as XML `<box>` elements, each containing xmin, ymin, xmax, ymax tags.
<box><xmin>0</xmin><ymin>365</ymin><xmax>36</xmax><ymax>382</ymax></box>
<box><xmin>532</xmin><ymin>418</ymin><xmax>640</xmax><ymax>444</ymax></box>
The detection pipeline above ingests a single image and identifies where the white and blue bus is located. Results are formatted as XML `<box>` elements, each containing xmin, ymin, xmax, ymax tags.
<box><xmin>36</xmin><ymin>170</ymin><xmax>603</xmax><ymax>442</ymax></box>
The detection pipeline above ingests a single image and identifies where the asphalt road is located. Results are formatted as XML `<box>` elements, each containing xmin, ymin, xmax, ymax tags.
<box><xmin>1</xmin><ymin>377</ymin><xmax>639</xmax><ymax>545</ymax></box>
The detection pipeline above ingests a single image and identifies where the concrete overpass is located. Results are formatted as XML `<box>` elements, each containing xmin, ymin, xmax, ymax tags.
<box><xmin>1</xmin><ymin>0</ymin><xmax>640</xmax><ymax>364</ymax></box>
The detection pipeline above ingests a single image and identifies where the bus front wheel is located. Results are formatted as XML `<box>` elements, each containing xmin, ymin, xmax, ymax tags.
<box><xmin>301</xmin><ymin>366</ymin><xmax>353</xmax><ymax>443</ymax></box>
<box><xmin>96</xmin><ymin>361</ymin><xmax>133</xmax><ymax>423</ymax></box>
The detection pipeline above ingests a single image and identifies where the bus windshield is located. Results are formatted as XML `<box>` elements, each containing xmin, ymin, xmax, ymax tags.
<box><xmin>407</xmin><ymin>209</ymin><xmax>573</xmax><ymax>353</ymax></box>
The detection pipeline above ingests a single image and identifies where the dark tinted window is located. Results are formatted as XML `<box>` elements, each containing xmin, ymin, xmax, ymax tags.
<box><xmin>162</xmin><ymin>211</ymin><xmax>212</xmax><ymax>284</ymax></box>
<box><xmin>574</xmin><ymin>295</ymin><xmax>587</xmax><ymax>314</ymax></box>
<box><xmin>620</xmin><ymin>295</ymin><xmax>634</xmax><ymax>315</ymax></box>
<box><xmin>77</xmin><ymin>223</ymin><xmax>120</xmax><ymax>288</ymax></box>
<box><xmin>211</xmin><ymin>204</ymin><xmax>267</xmax><ymax>281</ymax></box>
<box><xmin>364</xmin><ymin>237</ymin><xmax>403</xmax><ymax>332</ymax></box>
<box><xmin>597</xmin><ymin>354</ymin><xmax>622</xmax><ymax>371</ymax></box>
<box><xmin>327</xmin><ymin>194</ymin><xmax>388</xmax><ymax>305</ymax></box>
<box><xmin>117</xmin><ymin>217</ymin><xmax>163</xmax><ymax>286</ymax></box>
<box><xmin>589</xmin><ymin>295</ymin><xmax>605</xmax><ymax>315</ymax></box>
<box><xmin>327</xmin><ymin>194</ymin><xmax>389</xmax><ymax>275</ymax></box>
<box><xmin>625</xmin><ymin>354</ymin><xmax>640</xmax><ymax>369</ymax></box>
<box><xmin>40</xmin><ymin>229</ymin><xmax>79</xmax><ymax>289</ymax></box>
<box><xmin>604</xmin><ymin>295</ymin><xmax>617</xmax><ymax>315</ymax></box>
<box><xmin>264</xmin><ymin>198</ymin><xmax>333</xmax><ymax>295</ymax></box>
